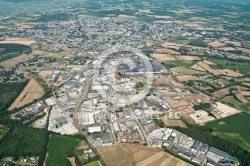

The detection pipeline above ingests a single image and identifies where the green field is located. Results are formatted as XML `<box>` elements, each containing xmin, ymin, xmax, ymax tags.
<box><xmin>239</xmin><ymin>102</ymin><xmax>250</xmax><ymax>113</ymax></box>
<box><xmin>222</xmin><ymin>96</ymin><xmax>241</xmax><ymax>107</ymax></box>
<box><xmin>165</xmin><ymin>60</ymin><xmax>199</xmax><ymax>68</ymax></box>
<box><xmin>86</xmin><ymin>161</ymin><xmax>102</xmax><ymax>166</ymax></box>
<box><xmin>210</xmin><ymin>59</ymin><xmax>250</xmax><ymax>75</ymax></box>
<box><xmin>206</xmin><ymin>112</ymin><xmax>250</xmax><ymax>151</ymax></box>
<box><xmin>46</xmin><ymin>134</ymin><xmax>81</xmax><ymax>166</ymax></box>
<box><xmin>0</xmin><ymin>126</ymin><xmax>9</xmax><ymax>139</ymax></box>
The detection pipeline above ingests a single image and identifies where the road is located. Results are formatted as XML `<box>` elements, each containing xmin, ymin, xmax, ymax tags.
<box><xmin>72</xmin><ymin>76</ymin><xmax>93</xmax><ymax>130</ymax></box>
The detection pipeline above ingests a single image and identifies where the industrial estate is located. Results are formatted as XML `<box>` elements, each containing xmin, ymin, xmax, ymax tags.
<box><xmin>0</xmin><ymin>0</ymin><xmax>250</xmax><ymax>166</ymax></box>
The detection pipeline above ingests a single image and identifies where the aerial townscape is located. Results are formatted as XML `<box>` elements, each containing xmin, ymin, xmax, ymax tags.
<box><xmin>0</xmin><ymin>0</ymin><xmax>250</xmax><ymax>166</ymax></box>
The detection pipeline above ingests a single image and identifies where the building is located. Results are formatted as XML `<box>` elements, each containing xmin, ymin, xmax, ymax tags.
<box><xmin>91</xmin><ymin>132</ymin><xmax>113</xmax><ymax>147</ymax></box>
<box><xmin>88</xmin><ymin>126</ymin><xmax>101</xmax><ymax>133</ymax></box>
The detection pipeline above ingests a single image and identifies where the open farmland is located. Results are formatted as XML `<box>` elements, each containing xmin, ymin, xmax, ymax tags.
<box><xmin>206</xmin><ymin>112</ymin><xmax>250</xmax><ymax>151</ymax></box>
<box><xmin>211</xmin><ymin>102</ymin><xmax>241</xmax><ymax>118</ymax></box>
<box><xmin>151</xmin><ymin>54</ymin><xmax>176</xmax><ymax>61</ymax></box>
<box><xmin>46</xmin><ymin>134</ymin><xmax>81</xmax><ymax>166</ymax></box>
<box><xmin>175</xmin><ymin>55</ymin><xmax>201</xmax><ymax>61</ymax></box>
<box><xmin>175</xmin><ymin>107</ymin><xmax>196</xmax><ymax>123</ymax></box>
<box><xmin>176</xmin><ymin>75</ymin><xmax>199</xmax><ymax>82</ymax></box>
<box><xmin>185</xmin><ymin>95</ymin><xmax>210</xmax><ymax>105</ymax></box>
<box><xmin>162</xmin><ymin>117</ymin><xmax>187</xmax><ymax>128</ymax></box>
<box><xmin>212</xmin><ymin>88</ymin><xmax>230</xmax><ymax>99</ymax></box>
<box><xmin>98</xmin><ymin>144</ymin><xmax>192</xmax><ymax>166</ymax></box>
<box><xmin>170</xmin><ymin>66</ymin><xmax>204</xmax><ymax>76</ymax></box>
<box><xmin>210</xmin><ymin>58</ymin><xmax>250</xmax><ymax>75</ymax></box>
<box><xmin>0</xmin><ymin>54</ymin><xmax>27</xmax><ymax>68</ymax></box>
<box><xmin>167</xmin><ymin>99</ymin><xmax>190</xmax><ymax>109</ymax></box>
<box><xmin>0</xmin><ymin>38</ymin><xmax>36</xmax><ymax>45</ymax></box>
<box><xmin>194</xmin><ymin>61</ymin><xmax>243</xmax><ymax>77</ymax></box>
<box><xmin>97</xmin><ymin>144</ymin><xmax>132</xmax><ymax>166</ymax></box>
<box><xmin>8</xmin><ymin>78</ymin><xmax>45</xmax><ymax>110</ymax></box>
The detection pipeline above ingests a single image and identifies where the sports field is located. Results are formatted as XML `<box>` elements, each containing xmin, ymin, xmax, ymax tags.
<box><xmin>206</xmin><ymin>112</ymin><xmax>250</xmax><ymax>151</ymax></box>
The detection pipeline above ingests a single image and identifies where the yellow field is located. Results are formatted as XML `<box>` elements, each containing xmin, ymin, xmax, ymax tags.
<box><xmin>98</xmin><ymin>144</ymin><xmax>192</xmax><ymax>166</ymax></box>
<box><xmin>8</xmin><ymin>79</ymin><xmax>45</xmax><ymax>110</ymax></box>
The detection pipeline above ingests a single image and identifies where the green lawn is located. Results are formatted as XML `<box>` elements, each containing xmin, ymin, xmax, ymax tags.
<box><xmin>206</xmin><ymin>112</ymin><xmax>250</xmax><ymax>151</ymax></box>
<box><xmin>46</xmin><ymin>134</ymin><xmax>81</xmax><ymax>166</ymax></box>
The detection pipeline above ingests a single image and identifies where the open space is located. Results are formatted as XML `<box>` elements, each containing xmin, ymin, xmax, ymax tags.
<box><xmin>46</xmin><ymin>134</ymin><xmax>81</xmax><ymax>166</ymax></box>
<box><xmin>98</xmin><ymin>143</ymin><xmax>192</xmax><ymax>166</ymax></box>
<box><xmin>206</xmin><ymin>112</ymin><xmax>250</xmax><ymax>151</ymax></box>
<box><xmin>9</xmin><ymin>78</ymin><xmax>45</xmax><ymax>110</ymax></box>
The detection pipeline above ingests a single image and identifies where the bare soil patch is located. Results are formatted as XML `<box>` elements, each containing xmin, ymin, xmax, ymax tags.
<box><xmin>185</xmin><ymin>95</ymin><xmax>210</xmax><ymax>104</ymax></box>
<box><xmin>175</xmin><ymin>107</ymin><xmax>196</xmax><ymax>123</ymax></box>
<box><xmin>212</xmin><ymin>102</ymin><xmax>241</xmax><ymax>118</ymax></box>
<box><xmin>162</xmin><ymin>117</ymin><xmax>187</xmax><ymax>128</ymax></box>
<box><xmin>0</xmin><ymin>54</ymin><xmax>27</xmax><ymax>68</ymax></box>
<box><xmin>0</xmin><ymin>38</ymin><xmax>36</xmax><ymax>45</ymax></box>
<box><xmin>67</xmin><ymin>157</ymin><xmax>76</xmax><ymax>166</ymax></box>
<box><xmin>155</xmin><ymin>48</ymin><xmax>180</xmax><ymax>55</ymax></box>
<box><xmin>167</xmin><ymin>99</ymin><xmax>190</xmax><ymax>110</ymax></box>
<box><xmin>151</xmin><ymin>54</ymin><xmax>176</xmax><ymax>61</ymax></box>
<box><xmin>208</xmin><ymin>41</ymin><xmax>227</xmax><ymax>48</ymax></box>
<box><xmin>176</xmin><ymin>75</ymin><xmax>199</xmax><ymax>82</ymax></box>
<box><xmin>175</xmin><ymin>55</ymin><xmax>200</xmax><ymax>61</ymax></box>
<box><xmin>8</xmin><ymin>79</ymin><xmax>45</xmax><ymax>110</ymax></box>
<box><xmin>97</xmin><ymin>144</ymin><xmax>132</xmax><ymax>166</ymax></box>
<box><xmin>212</xmin><ymin>88</ymin><xmax>230</xmax><ymax>99</ymax></box>
<box><xmin>39</xmin><ymin>70</ymin><xmax>53</xmax><ymax>78</ymax></box>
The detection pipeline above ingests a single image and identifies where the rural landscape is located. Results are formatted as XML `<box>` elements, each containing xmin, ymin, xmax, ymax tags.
<box><xmin>0</xmin><ymin>0</ymin><xmax>250</xmax><ymax>166</ymax></box>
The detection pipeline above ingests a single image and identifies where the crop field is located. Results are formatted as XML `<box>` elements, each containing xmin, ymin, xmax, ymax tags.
<box><xmin>0</xmin><ymin>38</ymin><xmax>36</xmax><ymax>45</ymax></box>
<box><xmin>151</xmin><ymin>53</ymin><xmax>176</xmax><ymax>61</ymax></box>
<box><xmin>176</xmin><ymin>75</ymin><xmax>199</xmax><ymax>82</ymax></box>
<box><xmin>206</xmin><ymin>112</ymin><xmax>250</xmax><ymax>151</ymax></box>
<box><xmin>9</xmin><ymin>78</ymin><xmax>45</xmax><ymax>110</ymax></box>
<box><xmin>0</xmin><ymin>54</ymin><xmax>27</xmax><ymax>68</ymax></box>
<box><xmin>170</xmin><ymin>66</ymin><xmax>204</xmax><ymax>76</ymax></box>
<box><xmin>98</xmin><ymin>144</ymin><xmax>192</xmax><ymax>166</ymax></box>
<box><xmin>210</xmin><ymin>59</ymin><xmax>250</xmax><ymax>75</ymax></box>
<box><xmin>222</xmin><ymin>96</ymin><xmax>241</xmax><ymax>107</ymax></box>
<box><xmin>46</xmin><ymin>134</ymin><xmax>81</xmax><ymax>166</ymax></box>
<box><xmin>167</xmin><ymin>99</ymin><xmax>190</xmax><ymax>109</ymax></box>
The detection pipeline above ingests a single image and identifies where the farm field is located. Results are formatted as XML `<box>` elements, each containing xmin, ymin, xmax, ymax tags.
<box><xmin>8</xmin><ymin>78</ymin><xmax>45</xmax><ymax>110</ymax></box>
<box><xmin>206</xmin><ymin>112</ymin><xmax>250</xmax><ymax>151</ymax></box>
<box><xmin>0</xmin><ymin>38</ymin><xmax>36</xmax><ymax>45</ymax></box>
<box><xmin>98</xmin><ymin>144</ymin><xmax>192</xmax><ymax>166</ymax></box>
<box><xmin>210</xmin><ymin>58</ymin><xmax>250</xmax><ymax>75</ymax></box>
<box><xmin>222</xmin><ymin>96</ymin><xmax>241</xmax><ymax>107</ymax></box>
<box><xmin>46</xmin><ymin>134</ymin><xmax>81</xmax><ymax>166</ymax></box>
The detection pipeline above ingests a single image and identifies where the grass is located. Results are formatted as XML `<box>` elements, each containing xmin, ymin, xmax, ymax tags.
<box><xmin>46</xmin><ymin>134</ymin><xmax>81</xmax><ymax>166</ymax></box>
<box><xmin>85</xmin><ymin>161</ymin><xmax>102</xmax><ymax>166</ymax></box>
<box><xmin>210</xmin><ymin>58</ymin><xmax>250</xmax><ymax>75</ymax></box>
<box><xmin>222</xmin><ymin>96</ymin><xmax>241</xmax><ymax>107</ymax></box>
<box><xmin>0</xmin><ymin>126</ymin><xmax>9</xmax><ymax>139</ymax></box>
<box><xmin>206</xmin><ymin>112</ymin><xmax>250</xmax><ymax>151</ymax></box>
<box><xmin>242</xmin><ymin>41</ymin><xmax>250</xmax><ymax>49</ymax></box>
<box><xmin>239</xmin><ymin>102</ymin><xmax>250</xmax><ymax>113</ymax></box>
<box><xmin>166</xmin><ymin>60</ymin><xmax>199</xmax><ymax>68</ymax></box>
